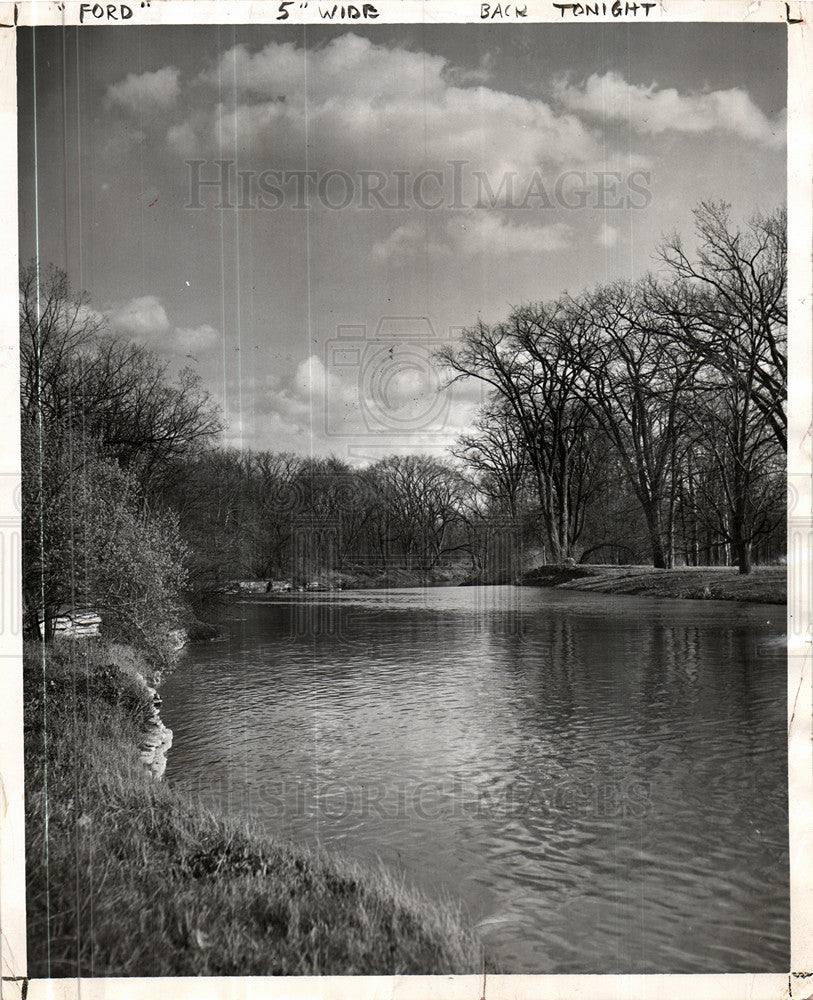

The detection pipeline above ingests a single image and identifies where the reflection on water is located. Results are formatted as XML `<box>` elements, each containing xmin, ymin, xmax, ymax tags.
<box><xmin>160</xmin><ymin>586</ymin><xmax>788</xmax><ymax>973</ymax></box>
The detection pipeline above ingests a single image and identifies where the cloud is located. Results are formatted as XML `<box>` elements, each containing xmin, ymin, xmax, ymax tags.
<box><xmin>200</xmin><ymin>33</ymin><xmax>444</xmax><ymax>103</ymax></box>
<box><xmin>292</xmin><ymin>354</ymin><xmax>332</xmax><ymax>402</ymax></box>
<box><xmin>106</xmin><ymin>67</ymin><xmax>181</xmax><ymax>115</ymax></box>
<box><xmin>172</xmin><ymin>324</ymin><xmax>221</xmax><ymax>355</ymax></box>
<box><xmin>372</xmin><ymin>221</ymin><xmax>452</xmax><ymax>264</ymax></box>
<box><xmin>107</xmin><ymin>295</ymin><xmax>171</xmax><ymax>337</ymax></box>
<box><xmin>371</xmin><ymin>214</ymin><xmax>571</xmax><ymax>265</ymax></box>
<box><xmin>259</xmin><ymin>355</ymin><xmax>344</xmax><ymax>422</ymax></box>
<box><xmin>251</xmin><ymin>353</ymin><xmax>359</xmax><ymax>447</ymax></box>
<box><xmin>107</xmin><ymin>295</ymin><xmax>220</xmax><ymax>360</ymax></box>
<box><xmin>443</xmin><ymin>51</ymin><xmax>496</xmax><ymax>87</ymax></box>
<box><xmin>554</xmin><ymin>71</ymin><xmax>785</xmax><ymax>149</ymax></box>
<box><xmin>101</xmin><ymin>305</ymin><xmax>481</xmax><ymax>456</ymax></box>
<box><xmin>161</xmin><ymin>33</ymin><xmax>602</xmax><ymax>182</ymax></box>
<box><xmin>596</xmin><ymin>222</ymin><xmax>619</xmax><ymax>248</ymax></box>
<box><xmin>245</xmin><ymin>340</ymin><xmax>486</xmax><ymax>458</ymax></box>
<box><xmin>448</xmin><ymin>214</ymin><xmax>572</xmax><ymax>258</ymax></box>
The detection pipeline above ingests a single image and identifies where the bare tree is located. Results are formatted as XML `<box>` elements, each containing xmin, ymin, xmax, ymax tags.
<box><xmin>20</xmin><ymin>262</ymin><xmax>104</xmax><ymax>423</ymax></box>
<box><xmin>20</xmin><ymin>262</ymin><xmax>223</xmax><ymax>489</ymax></box>
<box><xmin>571</xmin><ymin>281</ymin><xmax>700</xmax><ymax>569</ymax></box>
<box><xmin>369</xmin><ymin>455</ymin><xmax>467</xmax><ymax>570</ymax></box>
<box><xmin>657</xmin><ymin>202</ymin><xmax>786</xmax><ymax>451</ymax></box>
<box><xmin>452</xmin><ymin>394</ymin><xmax>529</xmax><ymax>520</ymax></box>
<box><xmin>653</xmin><ymin>203</ymin><xmax>787</xmax><ymax>571</ymax></box>
<box><xmin>437</xmin><ymin>303</ymin><xmax>602</xmax><ymax>563</ymax></box>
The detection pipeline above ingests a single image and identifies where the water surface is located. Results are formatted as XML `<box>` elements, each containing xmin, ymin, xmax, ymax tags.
<box><xmin>161</xmin><ymin>585</ymin><xmax>788</xmax><ymax>973</ymax></box>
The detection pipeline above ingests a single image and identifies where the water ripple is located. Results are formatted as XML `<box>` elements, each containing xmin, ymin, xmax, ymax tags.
<box><xmin>161</xmin><ymin>585</ymin><xmax>788</xmax><ymax>973</ymax></box>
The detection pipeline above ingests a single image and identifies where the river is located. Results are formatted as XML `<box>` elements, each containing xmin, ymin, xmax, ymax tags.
<box><xmin>159</xmin><ymin>585</ymin><xmax>788</xmax><ymax>973</ymax></box>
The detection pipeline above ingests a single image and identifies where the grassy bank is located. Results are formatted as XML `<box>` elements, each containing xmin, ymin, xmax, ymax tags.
<box><xmin>331</xmin><ymin>565</ymin><xmax>470</xmax><ymax>589</ymax></box>
<box><xmin>522</xmin><ymin>564</ymin><xmax>786</xmax><ymax>604</ymax></box>
<box><xmin>24</xmin><ymin>641</ymin><xmax>482</xmax><ymax>977</ymax></box>
<box><xmin>229</xmin><ymin>565</ymin><xmax>473</xmax><ymax>594</ymax></box>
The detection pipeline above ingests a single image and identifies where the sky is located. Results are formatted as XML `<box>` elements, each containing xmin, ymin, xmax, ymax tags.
<box><xmin>17</xmin><ymin>22</ymin><xmax>787</xmax><ymax>464</ymax></box>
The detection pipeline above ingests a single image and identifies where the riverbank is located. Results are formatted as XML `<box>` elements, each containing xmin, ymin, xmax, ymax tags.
<box><xmin>522</xmin><ymin>564</ymin><xmax>786</xmax><ymax>604</ymax></box>
<box><xmin>23</xmin><ymin>640</ymin><xmax>482</xmax><ymax>977</ymax></box>
<box><xmin>227</xmin><ymin>564</ymin><xmax>472</xmax><ymax>594</ymax></box>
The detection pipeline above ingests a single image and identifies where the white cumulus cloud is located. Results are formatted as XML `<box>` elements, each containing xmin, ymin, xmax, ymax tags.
<box><xmin>162</xmin><ymin>33</ymin><xmax>603</xmax><ymax>183</ymax></box>
<box><xmin>107</xmin><ymin>294</ymin><xmax>171</xmax><ymax>337</ymax></box>
<box><xmin>555</xmin><ymin>71</ymin><xmax>785</xmax><ymax>149</ymax></box>
<box><xmin>107</xmin><ymin>295</ymin><xmax>220</xmax><ymax>361</ymax></box>
<box><xmin>372</xmin><ymin>221</ymin><xmax>452</xmax><ymax>264</ymax></box>
<box><xmin>596</xmin><ymin>222</ymin><xmax>619</xmax><ymax>248</ymax></box>
<box><xmin>106</xmin><ymin>66</ymin><xmax>181</xmax><ymax>114</ymax></box>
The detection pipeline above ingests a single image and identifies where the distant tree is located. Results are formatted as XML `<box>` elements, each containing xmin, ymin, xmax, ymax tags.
<box><xmin>290</xmin><ymin>457</ymin><xmax>372</xmax><ymax>581</ymax></box>
<box><xmin>453</xmin><ymin>395</ymin><xmax>530</xmax><ymax>521</ymax></box>
<box><xmin>368</xmin><ymin>455</ymin><xmax>468</xmax><ymax>570</ymax></box>
<box><xmin>157</xmin><ymin>448</ymin><xmax>251</xmax><ymax>590</ymax></box>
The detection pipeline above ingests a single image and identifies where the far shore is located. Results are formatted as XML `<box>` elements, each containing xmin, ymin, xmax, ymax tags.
<box><xmin>224</xmin><ymin>562</ymin><xmax>787</xmax><ymax>606</ymax></box>
<box><xmin>521</xmin><ymin>564</ymin><xmax>786</xmax><ymax>605</ymax></box>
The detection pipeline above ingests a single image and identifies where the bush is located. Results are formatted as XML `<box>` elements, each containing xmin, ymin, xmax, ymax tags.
<box><xmin>22</xmin><ymin>423</ymin><xmax>189</xmax><ymax>663</ymax></box>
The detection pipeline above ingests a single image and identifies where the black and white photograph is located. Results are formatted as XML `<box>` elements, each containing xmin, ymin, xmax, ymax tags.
<box><xmin>2</xmin><ymin>2</ymin><xmax>810</xmax><ymax>993</ymax></box>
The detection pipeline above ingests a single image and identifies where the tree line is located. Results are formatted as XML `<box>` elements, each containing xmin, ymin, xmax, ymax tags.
<box><xmin>439</xmin><ymin>202</ymin><xmax>786</xmax><ymax>574</ymax></box>
<box><xmin>20</xmin><ymin>266</ymin><xmax>474</xmax><ymax>649</ymax></box>
<box><xmin>20</xmin><ymin>200</ymin><xmax>786</xmax><ymax>651</ymax></box>
<box><xmin>20</xmin><ymin>262</ymin><xmax>220</xmax><ymax>655</ymax></box>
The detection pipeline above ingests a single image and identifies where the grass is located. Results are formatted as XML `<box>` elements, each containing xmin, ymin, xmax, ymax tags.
<box><xmin>331</xmin><ymin>565</ymin><xmax>471</xmax><ymax>589</ymax></box>
<box><xmin>23</xmin><ymin>640</ymin><xmax>483</xmax><ymax>977</ymax></box>
<box><xmin>522</xmin><ymin>564</ymin><xmax>786</xmax><ymax>604</ymax></box>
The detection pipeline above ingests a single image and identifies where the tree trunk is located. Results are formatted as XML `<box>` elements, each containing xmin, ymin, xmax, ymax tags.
<box><xmin>42</xmin><ymin>610</ymin><xmax>56</xmax><ymax>642</ymax></box>
<box><xmin>25</xmin><ymin>617</ymin><xmax>43</xmax><ymax>642</ymax></box>
<box><xmin>548</xmin><ymin>536</ymin><xmax>570</xmax><ymax>564</ymax></box>
<box><xmin>651</xmin><ymin>540</ymin><xmax>669</xmax><ymax>570</ymax></box>
<box><xmin>736</xmin><ymin>539</ymin><xmax>753</xmax><ymax>575</ymax></box>
<box><xmin>643</xmin><ymin>502</ymin><xmax>672</xmax><ymax>569</ymax></box>
<box><xmin>23</xmin><ymin>595</ymin><xmax>44</xmax><ymax>641</ymax></box>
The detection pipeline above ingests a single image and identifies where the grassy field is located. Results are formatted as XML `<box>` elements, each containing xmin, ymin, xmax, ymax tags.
<box><xmin>23</xmin><ymin>641</ymin><xmax>482</xmax><ymax>977</ymax></box>
<box><xmin>522</xmin><ymin>564</ymin><xmax>786</xmax><ymax>604</ymax></box>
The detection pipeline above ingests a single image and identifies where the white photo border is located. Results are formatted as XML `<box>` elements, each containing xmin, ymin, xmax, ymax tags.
<box><xmin>1</xmin><ymin>2</ymin><xmax>809</xmax><ymax>998</ymax></box>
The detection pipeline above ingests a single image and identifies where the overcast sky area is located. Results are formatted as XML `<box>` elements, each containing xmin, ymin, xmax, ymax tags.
<box><xmin>17</xmin><ymin>23</ymin><xmax>786</xmax><ymax>464</ymax></box>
